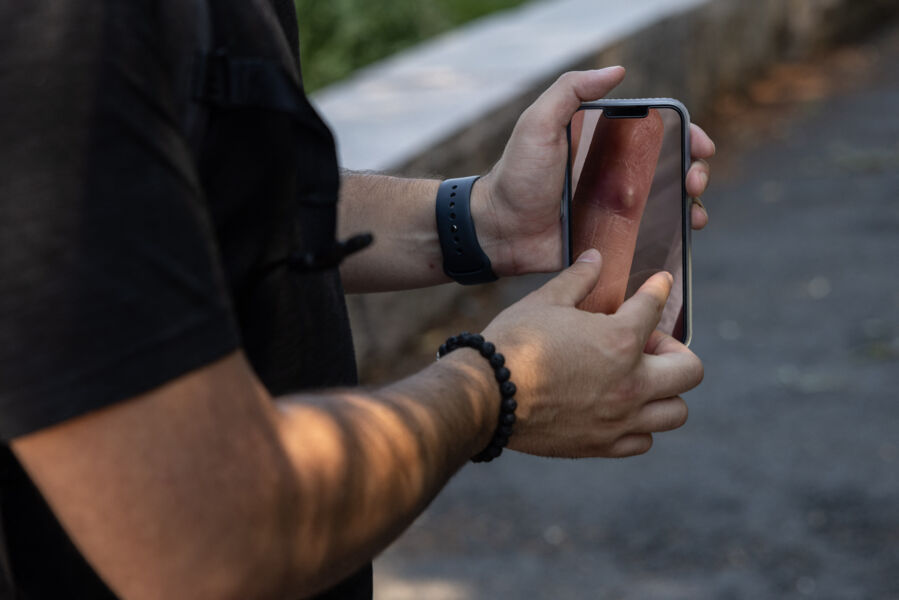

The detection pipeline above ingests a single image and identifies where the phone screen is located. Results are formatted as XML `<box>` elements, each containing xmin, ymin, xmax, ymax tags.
<box><xmin>566</xmin><ymin>104</ymin><xmax>690</xmax><ymax>343</ymax></box>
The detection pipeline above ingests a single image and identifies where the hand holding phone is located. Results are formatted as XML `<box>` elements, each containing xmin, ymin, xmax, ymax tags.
<box><xmin>564</xmin><ymin>100</ymin><xmax>692</xmax><ymax>343</ymax></box>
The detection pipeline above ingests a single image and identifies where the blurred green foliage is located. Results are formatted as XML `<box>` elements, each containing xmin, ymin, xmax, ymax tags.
<box><xmin>294</xmin><ymin>0</ymin><xmax>530</xmax><ymax>91</ymax></box>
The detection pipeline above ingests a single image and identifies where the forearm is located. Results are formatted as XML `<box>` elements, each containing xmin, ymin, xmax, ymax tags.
<box><xmin>337</xmin><ymin>172</ymin><xmax>443</xmax><ymax>292</ymax></box>
<box><xmin>337</xmin><ymin>171</ymin><xmax>503</xmax><ymax>293</ymax></box>
<box><xmin>11</xmin><ymin>351</ymin><xmax>497</xmax><ymax>600</ymax></box>
<box><xmin>275</xmin><ymin>349</ymin><xmax>496</xmax><ymax>594</ymax></box>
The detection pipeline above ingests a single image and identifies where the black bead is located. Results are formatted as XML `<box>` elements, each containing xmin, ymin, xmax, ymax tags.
<box><xmin>461</xmin><ymin>333</ymin><xmax>482</xmax><ymax>350</ymax></box>
<box><xmin>474</xmin><ymin>446</ymin><xmax>498</xmax><ymax>463</ymax></box>
<box><xmin>442</xmin><ymin>333</ymin><xmax>517</xmax><ymax>464</ymax></box>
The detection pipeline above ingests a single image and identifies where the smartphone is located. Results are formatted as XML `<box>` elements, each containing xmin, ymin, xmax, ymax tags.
<box><xmin>562</xmin><ymin>99</ymin><xmax>692</xmax><ymax>345</ymax></box>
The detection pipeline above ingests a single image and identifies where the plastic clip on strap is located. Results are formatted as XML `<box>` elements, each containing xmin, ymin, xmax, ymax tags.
<box><xmin>435</xmin><ymin>176</ymin><xmax>498</xmax><ymax>285</ymax></box>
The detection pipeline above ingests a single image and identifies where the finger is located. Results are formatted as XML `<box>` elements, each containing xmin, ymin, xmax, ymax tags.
<box><xmin>524</xmin><ymin>67</ymin><xmax>626</xmax><ymax>138</ymax></box>
<box><xmin>644</xmin><ymin>330</ymin><xmax>704</xmax><ymax>395</ymax></box>
<box><xmin>613</xmin><ymin>271</ymin><xmax>672</xmax><ymax>344</ymax></box>
<box><xmin>608</xmin><ymin>433</ymin><xmax>653</xmax><ymax>457</ymax></box>
<box><xmin>640</xmin><ymin>351</ymin><xmax>704</xmax><ymax>398</ymax></box>
<box><xmin>645</xmin><ymin>329</ymin><xmax>699</xmax><ymax>358</ymax></box>
<box><xmin>644</xmin><ymin>329</ymin><xmax>686</xmax><ymax>355</ymax></box>
<box><xmin>691</xmin><ymin>201</ymin><xmax>709</xmax><ymax>230</ymax></box>
<box><xmin>631</xmin><ymin>397</ymin><xmax>688</xmax><ymax>433</ymax></box>
<box><xmin>537</xmin><ymin>249</ymin><xmax>603</xmax><ymax>306</ymax></box>
<box><xmin>689</xmin><ymin>123</ymin><xmax>716</xmax><ymax>159</ymax></box>
<box><xmin>686</xmin><ymin>159</ymin><xmax>710</xmax><ymax>197</ymax></box>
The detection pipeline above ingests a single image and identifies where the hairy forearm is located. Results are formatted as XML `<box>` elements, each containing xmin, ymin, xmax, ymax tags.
<box><xmin>338</xmin><ymin>172</ymin><xmax>444</xmax><ymax>292</ymax></box>
<box><xmin>337</xmin><ymin>171</ymin><xmax>500</xmax><ymax>293</ymax></box>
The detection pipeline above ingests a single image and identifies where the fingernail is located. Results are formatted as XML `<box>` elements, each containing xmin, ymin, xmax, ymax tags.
<box><xmin>576</xmin><ymin>248</ymin><xmax>601</xmax><ymax>263</ymax></box>
<box><xmin>594</xmin><ymin>65</ymin><xmax>623</xmax><ymax>73</ymax></box>
<box><xmin>664</xmin><ymin>271</ymin><xmax>674</xmax><ymax>285</ymax></box>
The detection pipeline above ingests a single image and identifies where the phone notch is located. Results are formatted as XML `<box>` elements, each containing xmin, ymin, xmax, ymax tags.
<box><xmin>602</xmin><ymin>105</ymin><xmax>649</xmax><ymax>119</ymax></box>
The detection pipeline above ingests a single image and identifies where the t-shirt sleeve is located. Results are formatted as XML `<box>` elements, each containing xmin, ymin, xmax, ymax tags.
<box><xmin>0</xmin><ymin>3</ymin><xmax>241</xmax><ymax>439</ymax></box>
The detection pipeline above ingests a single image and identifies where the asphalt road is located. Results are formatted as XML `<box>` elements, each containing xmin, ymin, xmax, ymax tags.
<box><xmin>373</xmin><ymin>22</ymin><xmax>899</xmax><ymax>600</ymax></box>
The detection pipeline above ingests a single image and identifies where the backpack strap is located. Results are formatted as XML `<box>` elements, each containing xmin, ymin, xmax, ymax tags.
<box><xmin>195</xmin><ymin>50</ymin><xmax>305</xmax><ymax>115</ymax></box>
<box><xmin>183</xmin><ymin>0</ymin><xmax>213</xmax><ymax>156</ymax></box>
<box><xmin>185</xmin><ymin>0</ymin><xmax>373</xmax><ymax>270</ymax></box>
<box><xmin>190</xmin><ymin>0</ymin><xmax>305</xmax><ymax>117</ymax></box>
<box><xmin>184</xmin><ymin>1</ymin><xmax>306</xmax><ymax>145</ymax></box>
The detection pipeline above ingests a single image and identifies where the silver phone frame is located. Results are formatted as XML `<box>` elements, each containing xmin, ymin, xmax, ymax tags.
<box><xmin>562</xmin><ymin>98</ymin><xmax>693</xmax><ymax>346</ymax></box>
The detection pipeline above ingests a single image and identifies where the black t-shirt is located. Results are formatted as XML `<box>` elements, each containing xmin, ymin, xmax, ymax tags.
<box><xmin>0</xmin><ymin>1</ymin><xmax>370</xmax><ymax>597</ymax></box>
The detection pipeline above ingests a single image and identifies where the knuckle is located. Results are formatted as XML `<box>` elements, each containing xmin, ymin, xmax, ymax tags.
<box><xmin>677</xmin><ymin>401</ymin><xmax>689</xmax><ymax>427</ymax></box>
<box><xmin>631</xmin><ymin>291</ymin><xmax>665</xmax><ymax>324</ymax></box>
<box><xmin>614</xmin><ymin>375</ymin><xmax>646</xmax><ymax>405</ymax></box>
<box><xmin>635</xmin><ymin>434</ymin><xmax>654</xmax><ymax>455</ymax></box>
<box><xmin>517</xmin><ymin>104</ymin><xmax>539</xmax><ymax>130</ymax></box>
<box><xmin>555</xmin><ymin>70</ymin><xmax>578</xmax><ymax>88</ymax></box>
<box><xmin>537</xmin><ymin>279</ymin><xmax>566</xmax><ymax>305</ymax></box>
<box><xmin>686</xmin><ymin>354</ymin><xmax>705</xmax><ymax>388</ymax></box>
<box><xmin>665</xmin><ymin>399</ymin><xmax>689</xmax><ymax>430</ymax></box>
<box><xmin>612</xmin><ymin>434</ymin><xmax>653</xmax><ymax>458</ymax></box>
<box><xmin>607</xmin><ymin>326</ymin><xmax>642</xmax><ymax>359</ymax></box>
<box><xmin>693</xmin><ymin>358</ymin><xmax>705</xmax><ymax>386</ymax></box>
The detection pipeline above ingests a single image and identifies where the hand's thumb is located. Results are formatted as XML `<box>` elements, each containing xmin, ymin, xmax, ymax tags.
<box><xmin>526</xmin><ymin>67</ymin><xmax>626</xmax><ymax>136</ymax></box>
<box><xmin>539</xmin><ymin>249</ymin><xmax>602</xmax><ymax>306</ymax></box>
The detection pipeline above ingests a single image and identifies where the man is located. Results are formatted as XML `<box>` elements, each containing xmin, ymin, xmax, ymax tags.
<box><xmin>0</xmin><ymin>1</ymin><xmax>714</xmax><ymax>598</ymax></box>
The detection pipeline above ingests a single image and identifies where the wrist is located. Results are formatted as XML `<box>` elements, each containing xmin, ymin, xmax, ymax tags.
<box><xmin>469</xmin><ymin>175</ymin><xmax>514</xmax><ymax>277</ymax></box>
<box><xmin>438</xmin><ymin>333</ymin><xmax>518</xmax><ymax>462</ymax></box>
<box><xmin>431</xmin><ymin>348</ymin><xmax>500</xmax><ymax>456</ymax></box>
<box><xmin>436</xmin><ymin>176</ymin><xmax>498</xmax><ymax>284</ymax></box>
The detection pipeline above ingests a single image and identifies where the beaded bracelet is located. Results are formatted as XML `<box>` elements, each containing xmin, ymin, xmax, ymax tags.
<box><xmin>437</xmin><ymin>332</ymin><xmax>517</xmax><ymax>463</ymax></box>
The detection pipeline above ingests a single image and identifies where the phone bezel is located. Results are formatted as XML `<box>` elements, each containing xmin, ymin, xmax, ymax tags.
<box><xmin>562</xmin><ymin>98</ymin><xmax>693</xmax><ymax>346</ymax></box>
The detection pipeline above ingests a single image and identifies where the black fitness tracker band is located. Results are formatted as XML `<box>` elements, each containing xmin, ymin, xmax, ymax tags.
<box><xmin>435</xmin><ymin>176</ymin><xmax>499</xmax><ymax>285</ymax></box>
